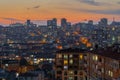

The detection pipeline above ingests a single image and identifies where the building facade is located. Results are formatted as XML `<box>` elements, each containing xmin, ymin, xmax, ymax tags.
<box><xmin>55</xmin><ymin>48</ymin><xmax>87</xmax><ymax>80</ymax></box>
<box><xmin>55</xmin><ymin>45</ymin><xmax>120</xmax><ymax>80</ymax></box>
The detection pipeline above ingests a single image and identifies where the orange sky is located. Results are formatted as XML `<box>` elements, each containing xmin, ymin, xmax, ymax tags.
<box><xmin>0</xmin><ymin>0</ymin><xmax>120</xmax><ymax>25</ymax></box>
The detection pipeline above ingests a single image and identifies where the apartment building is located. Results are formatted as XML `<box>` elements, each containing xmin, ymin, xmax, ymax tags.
<box><xmin>55</xmin><ymin>45</ymin><xmax>120</xmax><ymax>80</ymax></box>
<box><xmin>55</xmin><ymin>48</ymin><xmax>87</xmax><ymax>80</ymax></box>
<box><xmin>88</xmin><ymin>46</ymin><xmax>120</xmax><ymax>80</ymax></box>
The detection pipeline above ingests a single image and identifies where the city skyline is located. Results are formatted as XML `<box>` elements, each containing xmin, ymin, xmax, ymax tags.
<box><xmin>0</xmin><ymin>0</ymin><xmax>120</xmax><ymax>25</ymax></box>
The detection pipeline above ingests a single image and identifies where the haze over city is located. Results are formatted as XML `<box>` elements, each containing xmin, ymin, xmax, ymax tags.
<box><xmin>0</xmin><ymin>0</ymin><xmax>120</xmax><ymax>25</ymax></box>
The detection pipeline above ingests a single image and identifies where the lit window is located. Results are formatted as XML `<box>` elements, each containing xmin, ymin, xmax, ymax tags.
<box><xmin>58</xmin><ymin>54</ymin><xmax>62</xmax><ymax>58</ymax></box>
<box><xmin>64</xmin><ymin>54</ymin><xmax>68</xmax><ymax>59</ymax></box>
<box><xmin>111</xmin><ymin>71</ymin><xmax>113</xmax><ymax>77</ymax></box>
<box><xmin>64</xmin><ymin>66</ymin><xmax>68</xmax><ymax>69</ymax></box>
<box><xmin>108</xmin><ymin>70</ymin><xmax>110</xmax><ymax>75</ymax></box>
<box><xmin>95</xmin><ymin>55</ymin><xmax>98</xmax><ymax>61</ymax></box>
<box><xmin>93</xmin><ymin>55</ymin><xmax>98</xmax><ymax>61</ymax></box>
<box><xmin>79</xmin><ymin>54</ymin><xmax>83</xmax><ymax>59</ymax></box>
<box><xmin>64</xmin><ymin>60</ymin><xmax>68</xmax><ymax>65</ymax></box>
<box><xmin>69</xmin><ymin>54</ymin><xmax>73</xmax><ymax>58</ymax></box>
<box><xmin>108</xmin><ymin>70</ymin><xmax>113</xmax><ymax>77</ymax></box>
<box><xmin>68</xmin><ymin>71</ymin><xmax>74</xmax><ymax>75</ymax></box>
<box><xmin>69</xmin><ymin>59</ymin><xmax>73</xmax><ymax>64</ymax></box>
<box><xmin>5</xmin><ymin>64</ymin><xmax>8</xmax><ymax>67</ymax></box>
<box><xmin>68</xmin><ymin>76</ymin><xmax>74</xmax><ymax>80</ymax></box>
<box><xmin>112</xmin><ymin>27</ymin><xmax>115</xmax><ymax>31</ymax></box>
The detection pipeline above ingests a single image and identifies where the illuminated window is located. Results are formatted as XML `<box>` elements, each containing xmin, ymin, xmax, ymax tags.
<box><xmin>93</xmin><ymin>55</ymin><xmax>98</xmax><ymax>61</ymax></box>
<box><xmin>69</xmin><ymin>54</ymin><xmax>73</xmax><ymax>58</ymax></box>
<box><xmin>68</xmin><ymin>71</ymin><xmax>74</xmax><ymax>75</ymax></box>
<box><xmin>64</xmin><ymin>66</ymin><xmax>68</xmax><ymax>69</ymax></box>
<box><xmin>111</xmin><ymin>71</ymin><xmax>113</xmax><ymax>77</ymax></box>
<box><xmin>68</xmin><ymin>76</ymin><xmax>74</xmax><ymax>80</ymax></box>
<box><xmin>79</xmin><ymin>54</ymin><xmax>83</xmax><ymax>59</ymax></box>
<box><xmin>108</xmin><ymin>70</ymin><xmax>113</xmax><ymax>77</ymax></box>
<box><xmin>58</xmin><ymin>54</ymin><xmax>62</xmax><ymax>58</ymax></box>
<box><xmin>95</xmin><ymin>55</ymin><xmax>98</xmax><ymax>61</ymax></box>
<box><xmin>64</xmin><ymin>60</ymin><xmax>68</xmax><ymax>65</ymax></box>
<box><xmin>64</xmin><ymin>54</ymin><xmax>68</xmax><ymax>59</ymax></box>
<box><xmin>112</xmin><ymin>27</ymin><xmax>115</xmax><ymax>31</ymax></box>
<box><xmin>108</xmin><ymin>70</ymin><xmax>111</xmax><ymax>75</ymax></box>
<box><xmin>69</xmin><ymin>59</ymin><xmax>73</xmax><ymax>64</ymax></box>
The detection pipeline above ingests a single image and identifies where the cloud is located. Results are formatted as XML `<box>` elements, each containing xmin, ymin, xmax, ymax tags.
<box><xmin>33</xmin><ymin>5</ymin><xmax>40</xmax><ymax>9</ymax></box>
<box><xmin>1</xmin><ymin>17</ymin><xmax>23</xmax><ymax>21</ymax></box>
<box><xmin>77</xmin><ymin>0</ymin><xmax>107</xmax><ymax>6</ymax></box>
<box><xmin>117</xmin><ymin>2</ymin><xmax>120</xmax><ymax>4</ymax></box>
<box><xmin>80</xmin><ymin>9</ymin><xmax>120</xmax><ymax>15</ymax></box>
<box><xmin>27</xmin><ymin>5</ymin><xmax>40</xmax><ymax>10</ymax></box>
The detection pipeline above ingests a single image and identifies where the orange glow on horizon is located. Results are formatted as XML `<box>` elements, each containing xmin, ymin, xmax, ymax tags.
<box><xmin>0</xmin><ymin>13</ymin><xmax>120</xmax><ymax>25</ymax></box>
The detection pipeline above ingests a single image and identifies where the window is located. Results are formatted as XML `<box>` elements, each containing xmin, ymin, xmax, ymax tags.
<box><xmin>58</xmin><ymin>54</ymin><xmax>62</xmax><ymax>58</ymax></box>
<box><xmin>74</xmin><ymin>71</ymin><xmax>77</xmax><ymax>75</ymax></box>
<box><xmin>108</xmin><ymin>70</ymin><xmax>113</xmax><ymax>77</ymax></box>
<box><xmin>69</xmin><ymin>54</ymin><xmax>73</xmax><ymax>58</ymax></box>
<box><xmin>64</xmin><ymin>54</ymin><xmax>68</xmax><ymax>59</ymax></box>
<box><xmin>57</xmin><ymin>54</ymin><xmax>62</xmax><ymax>58</ymax></box>
<box><xmin>93</xmin><ymin>55</ymin><xmax>98</xmax><ymax>61</ymax></box>
<box><xmin>68</xmin><ymin>71</ymin><xmax>74</xmax><ymax>75</ymax></box>
<box><xmin>69</xmin><ymin>59</ymin><xmax>73</xmax><ymax>64</ymax></box>
<box><xmin>79</xmin><ymin>54</ymin><xmax>83</xmax><ymax>60</ymax></box>
<box><xmin>64</xmin><ymin>72</ymin><xmax>67</xmax><ymax>75</ymax></box>
<box><xmin>74</xmin><ymin>76</ymin><xmax>77</xmax><ymax>80</ymax></box>
<box><xmin>64</xmin><ymin>66</ymin><xmax>68</xmax><ymax>69</ymax></box>
<box><xmin>102</xmin><ymin>68</ymin><xmax>104</xmax><ymax>73</ymax></box>
<box><xmin>98</xmin><ymin>58</ymin><xmax>102</xmax><ymax>62</ymax></box>
<box><xmin>64</xmin><ymin>60</ymin><xmax>68</xmax><ymax>65</ymax></box>
<box><xmin>64</xmin><ymin>77</ymin><xmax>67</xmax><ymax>80</ymax></box>
<box><xmin>68</xmin><ymin>77</ymin><xmax>74</xmax><ymax>80</ymax></box>
<box><xmin>110</xmin><ymin>72</ymin><xmax>113</xmax><ymax>77</ymax></box>
<box><xmin>57</xmin><ymin>71</ymin><xmax>62</xmax><ymax>74</ymax></box>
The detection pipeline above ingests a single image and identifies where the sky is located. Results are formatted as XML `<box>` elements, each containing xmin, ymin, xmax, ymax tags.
<box><xmin>0</xmin><ymin>0</ymin><xmax>120</xmax><ymax>25</ymax></box>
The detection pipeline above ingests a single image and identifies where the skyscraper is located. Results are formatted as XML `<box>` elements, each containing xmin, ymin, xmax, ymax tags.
<box><xmin>47</xmin><ymin>20</ymin><xmax>52</xmax><ymax>26</ymax></box>
<box><xmin>47</xmin><ymin>18</ymin><xmax>57</xmax><ymax>27</ymax></box>
<box><xmin>99</xmin><ymin>18</ymin><xmax>108</xmax><ymax>27</ymax></box>
<box><xmin>88</xmin><ymin>20</ymin><xmax>93</xmax><ymax>25</ymax></box>
<box><xmin>26</xmin><ymin>19</ymin><xmax>31</xmax><ymax>26</ymax></box>
<box><xmin>52</xmin><ymin>18</ymin><xmax>57</xmax><ymax>27</ymax></box>
<box><xmin>61</xmin><ymin>18</ymin><xmax>67</xmax><ymax>28</ymax></box>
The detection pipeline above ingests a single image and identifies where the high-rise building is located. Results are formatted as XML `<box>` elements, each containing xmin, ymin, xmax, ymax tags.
<box><xmin>47</xmin><ymin>18</ymin><xmax>57</xmax><ymax>27</ymax></box>
<box><xmin>99</xmin><ymin>18</ymin><xmax>108</xmax><ymax>27</ymax></box>
<box><xmin>88</xmin><ymin>20</ymin><xmax>93</xmax><ymax>25</ymax></box>
<box><xmin>26</xmin><ymin>19</ymin><xmax>31</xmax><ymax>26</ymax></box>
<box><xmin>52</xmin><ymin>18</ymin><xmax>57</xmax><ymax>27</ymax></box>
<box><xmin>47</xmin><ymin>20</ymin><xmax>52</xmax><ymax>26</ymax></box>
<box><xmin>61</xmin><ymin>18</ymin><xmax>67</xmax><ymax>27</ymax></box>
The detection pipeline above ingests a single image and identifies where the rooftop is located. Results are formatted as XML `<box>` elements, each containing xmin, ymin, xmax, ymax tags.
<box><xmin>56</xmin><ymin>48</ymin><xmax>87</xmax><ymax>53</ymax></box>
<box><xmin>92</xmin><ymin>45</ymin><xmax>120</xmax><ymax>60</ymax></box>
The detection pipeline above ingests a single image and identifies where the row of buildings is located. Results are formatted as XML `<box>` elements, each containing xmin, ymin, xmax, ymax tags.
<box><xmin>0</xmin><ymin>18</ymin><xmax>120</xmax><ymax>48</ymax></box>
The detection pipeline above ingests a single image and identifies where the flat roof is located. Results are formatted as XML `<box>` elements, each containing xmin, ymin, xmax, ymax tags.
<box><xmin>56</xmin><ymin>48</ymin><xmax>87</xmax><ymax>53</ymax></box>
<box><xmin>92</xmin><ymin>47</ymin><xmax>120</xmax><ymax>60</ymax></box>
